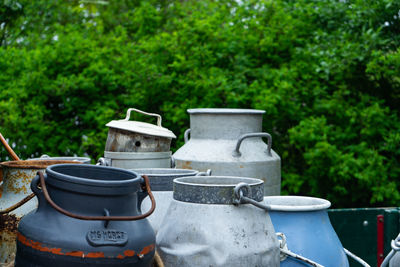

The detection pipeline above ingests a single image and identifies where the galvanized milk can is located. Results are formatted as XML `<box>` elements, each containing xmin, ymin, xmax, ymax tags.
<box><xmin>156</xmin><ymin>176</ymin><xmax>280</xmax><ymax>266</ymax></box>
<box><xmin>99</xmin><ymin>108</ymin><xmax>176</xmax><ymax>169</ymax></box>
<box><xmin>135</xmin><ymin>168</ymin><xmax>211</xmax><ymax>232</ymax></box>
<box><xmin>264</xmin><ymin>196</ymin><xmax>350</xmax><ymax>267</ymax></box>
<box><xmin>15</xmin><ymin>164</ymin><xmax>156</xmax><ymax>267</ymax></box>
<box><xmin>0</xmin><ymin>160</ymin><xmax>80</xmax><ymax>265</ymax></box>
<box><xmin>173</xmin><ymin>108</ymin><xmax>281</xmax><ymax>195</ymax></box>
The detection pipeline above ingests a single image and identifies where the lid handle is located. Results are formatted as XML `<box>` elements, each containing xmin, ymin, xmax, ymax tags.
<box><xmin>124</xmin><ymin>108</ymin><xmax>162</xmax><ymax>127</ymax></box>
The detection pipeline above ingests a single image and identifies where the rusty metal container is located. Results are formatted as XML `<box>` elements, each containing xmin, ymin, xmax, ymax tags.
<box><xmin>99</xmin><ymin>108</ymin><xmax>176</xmax><ymax>169</ymax></box>
<box><xmin>173</xmin><ymin>108</ymin><xmax>281</xmax><ymax>195</ymax></box>
<box><xmin>157</xmin><ymin>176</ymin><xmax>280</xmax><ymax>266</ymax></box>
<box><xmin>0</xmin><ymin>160</ymin><xmax>79</xmax><ymax>265</ymax></box>
<box><xmin>134</xmin><ymin>168</ymin><xmax>211</xmax><ymax>232</ymax></box>
<box><xmin>15</xmin><ymin>164</ymin><xmax>155</xmax><ymax>266</ymax></box>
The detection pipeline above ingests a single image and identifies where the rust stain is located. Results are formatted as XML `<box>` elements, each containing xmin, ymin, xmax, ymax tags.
<box><xmin>0</xmin><ymin>213</ymin><xmax>19</xmax><ymax>233</ymax></box>
<box><xmin>140</xmin><ymin>244</ymin><xmax>155</xmax><ymax>255</ymax></box>
<box><xmin>65</xmin><ymin>251</ymin><xmax>84</xmax><ymax>257</ymax></box>
<box><xmin>16</xmin><ymin>233</ymin><xmax>152</xmax><ymax>259</ymax></box>
<box><xmin>0</xmin><ymin>213</ymin><xmax>19</xmax><ymax>263</ymax></box>
<box><xmin>0</xmin><ymin>160</ymin><xmax>81</xmax><ymax>169</ymax></box>
<box><xmin>239</xmin><ymin>165</ymin><xmax>244</xmax><ymax>168</ymax></box>
<box><xmin>180</xmin><ymin>161</ymin><xmax>193</xmax><ymax>170</ymax></box>
<box><xmin>123</xmin><ymin>250</ymin><xmax>135</xmax><ymax>257</ymax></box>
<box><xmin>86</xmin><ymin>252</ymin><xmax>105</xmax><ymax>258</ymax></box>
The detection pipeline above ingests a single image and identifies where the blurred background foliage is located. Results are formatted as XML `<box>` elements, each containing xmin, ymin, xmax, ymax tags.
<box><xmin>0</xmin><ymin>0</ymin><xmax>399</xmax><ymax>207</ymax></box>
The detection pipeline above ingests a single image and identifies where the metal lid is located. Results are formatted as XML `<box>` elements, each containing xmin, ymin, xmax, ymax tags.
<box><xmin>106</xmin><ymin>108</ymin><xmax>176</xmax><ymax>139</ymax></box>
<box><xmin>187</xmin><ymin>108</ymin><xmax>265</xmax><ymax>115</ymax></box>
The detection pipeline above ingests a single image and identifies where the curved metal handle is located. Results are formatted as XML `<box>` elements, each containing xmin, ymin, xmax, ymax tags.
<box><xmin>96</xmin><ymin>157</ymin><xmax>110</xmax><ymax>166</ymax></box>
<box><xmin>184</xmin><ymin>129</ymin><xmax>191</xmax><ymax>143</ymax></box>
<box><xmin>170</xmin><ymin>156</ymin><xmax>176</xmax><ymax>168</ymax></box>
<box><xmin>0</xmin><ymin>132</ymin><xmax>20</xmax><ymax>160</ymax></box>
<box><xmin>196</xmin><ymin>169</ymin><xmax>212</xmax><ymax>176</ymax></box>
<box><xmin>381</xmin><ymin>233</ymin><xmax>400</xmax><ymax>267</ymax></box>
<box><xmin>0</xmin><ymin>193</ymin><xmax>35</xmax><ymax>214</ymax></box>
<box><xmin>124</xmin><ymin>108</ymin><xmax>162</xmax><ymax>127</ymax></box>
<box><xmin>233</xmin><ymin>132</ymin><xmax>272</xmax><ymax>157</ymax></box>
<box><xmin>344</xmin><ymin>248</ymin><xmax>370</xmax><ymax>267</ymax></box>
<box><xmin>35</xmin><ymin>171</ymin><xmax>156</xmax><ymax>221</ymax></box>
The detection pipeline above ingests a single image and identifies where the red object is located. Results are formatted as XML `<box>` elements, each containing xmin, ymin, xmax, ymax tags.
<box><xmin>377</xmin><ymin>215</ymin><xmax>384</xmax><ymax>267</ymax></box>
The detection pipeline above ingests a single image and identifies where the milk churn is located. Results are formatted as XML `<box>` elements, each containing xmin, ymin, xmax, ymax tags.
<box><xmin>15</xmin><ymin>164</ymin><xmax>156</xmax><ymax>267</ymax></box>
<box><xmin>0</xmin><ymin>160</ymin><xmax>79</xmax><ymax>265</ymax></box>
<box><xmin>98</xmin><ymin>108</ymin><xmax>176</xmax><ymax>169</ymax></box>
<box><xmin>156</xmin><ymin>176</ymin><xmax>280</xmax><ymax>266</ymax></box>
<box><xmin>263</xmin><ymin>196</ymin><xmax>350</xmax><ymax>267</ymax></box>
<box><xmin>173</xmin><ymin>108</ymin><xmax>281</xmax><ymax>195</ymax></box>
<box><xmin>135</xmin><ymin>168</ymin><xmax>211</xmax><ymax>232</ymax></box>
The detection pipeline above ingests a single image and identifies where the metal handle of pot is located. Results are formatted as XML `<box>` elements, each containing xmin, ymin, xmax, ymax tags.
<box><xmin>96</xmin><ymin>157</ymin><xmax>111</xmax><ymax>166</ymax></box>
<box><xmin>380</xmin><ymin>233</ymin><xmax>400</xmax><ymax>267</ymax></box>
<box><xmin>233</xmin><ymin>132</ymin><xmax>272</xmax><ymax>157</ymax></box>
<box><xmin>34</xmin><ymin>171</ymin><xmax>156</xmax><ymax>221</ymax></box>
<box><xmin>0</xmin><ymin>193</ymin><xmax>35</xmax><ymax>214</ymax></box>
<box><xmin>0</xmin><ymin>132</ymin><xmax>20</xmax><ymax>160</ymax></box>
<box><xmin>184</xmin><ymin>128</ymin><xmax>191</xmax><ymax>143</ymax></box>
<box><xmin>343</xmin><ymin>248</ymin><xmax>370</xmax><ymax>267</ymax></box>
<box><xmin>124</xmin><ymin>108</ymin><xmax>162</xmax><ymax>127</ymax></box>
<box><xmin>277</xmin><ymin>232</ymin><xmax>325</xmax><ymax>267</ymax></box>
<box><xmin>196</xmin><ymin>169</ymin><xmax>212</xmax><ymax>176</ymax></box>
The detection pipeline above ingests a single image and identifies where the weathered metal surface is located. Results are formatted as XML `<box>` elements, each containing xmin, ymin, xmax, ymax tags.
<box><xmin>173</xmin><ymin>176</ymin><xmax>264</xmax><ymax>204</ymax></box>
<box><xmin>29</xmin><ymin>154</ymin><xmax>91</xmax><ymax>164</ymax></box>
<box><xmin>264</xmin><ymin>196</ymin><xmax>349</xmax><ymax>267</ymax></box>
<box><xmin>16</xmin><ymin>164</ymin><xmax>155</xmax><ymax>266</ymax></box>
<box><xmin>106</xmin><ymin>129</ymin><xmax>172</xmax><ymax>152</ymax></box>
<box><xmin>0</xmin><ymin>213</ymin><xmax>18</xmax><ymax>265</ymax></box>
<box><xmin>136</xmin><ymin>168</ymin><xmax>202</xmax><ymax>233</ymax></box>
<box><xmin>102</xmin><ymin>151</ymin><xmax>172</xmax><ymax>169</ymax></box>
<box><xmin>173</xmin><ymin>108</ymin><xmax>281</xmax><ymax>196</ymax></box>
<box><xmin>0</xmin><ymin>160</ymin><xmax>80</xmax><ymax>265</ymax></box>
<box><xmin>105</xmin><ymin>108</ymin><xmax>175</xmax><ymax>153</ymax></box>
<box><xmin>157</xmin><ymin>176</ymin><xmax>280</xmax><ymax>267</ymax></box>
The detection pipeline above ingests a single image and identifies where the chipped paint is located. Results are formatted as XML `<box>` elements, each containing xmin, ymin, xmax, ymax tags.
<box><xmin>123</xmin><ymin>250</ymin><xmax>135</xmax><ymax>257</ymax></box>
<box><xmin>17</xmin><ymin>233</ymin><xmax>154</xmax><ymax>260</ymax></box>
<box><xmin>140</xmin><ymin>244</ymin><xmax>155</xmax><ymax>255</ymax></box>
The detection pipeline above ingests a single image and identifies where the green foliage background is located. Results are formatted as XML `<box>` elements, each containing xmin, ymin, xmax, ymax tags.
<box><xmin>0</xmin><ymin>0</ymin><xmax>399</xmax><ymax>208</ymax></box>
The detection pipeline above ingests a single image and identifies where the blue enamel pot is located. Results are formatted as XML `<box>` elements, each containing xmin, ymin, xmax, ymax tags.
<box><xmin>264</xmin><ymin>196</ymin><xmax>349</xmax><ymax>267</ymax></box>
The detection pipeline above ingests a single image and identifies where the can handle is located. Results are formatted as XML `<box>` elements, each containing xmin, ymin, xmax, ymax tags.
<box><xmin>343</xmin><ymin>248</ymin><xmax>371</xmax><ymax>267</ymax></box>
<box><xmin>379</xmin><ymin>233</ymin><xmax>400</xmax><ymax>267</ymax></box>
<box><xmin>34</xmin><ymin>171</ymin><xmax>156</xmax><ymax>221</ymax></box>
<box><xmin>184</xmin><ymin>128</ymin><xmax>191</xmax><ymax>143</ymax></box>
<box><xmin>0</xmin><ymin>132</ymin><xmax>20</xmax><ymax>160</ymax></box>
<box><xmin>232</xmin><ymin>132</ymin><xmax>272</xmax><ymax>157</ymax></box>
<box><xmin>0</xmin><ymin>193</ymin><xmax>35</xmax><ymax>214</ymax></box>
<box><xmin>196</xmin><ymin>169</ymin><xmax>212</xmax><ymax>176</ymax></box>
<box><xmin>124</xmin><ymin>108</ymin><xmax>162</xmax><ymax>127</ymax></box>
